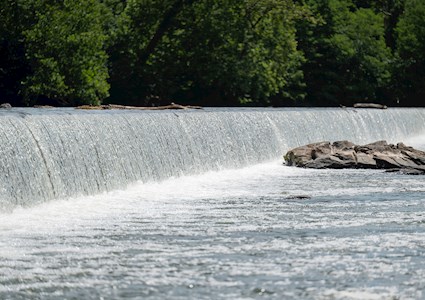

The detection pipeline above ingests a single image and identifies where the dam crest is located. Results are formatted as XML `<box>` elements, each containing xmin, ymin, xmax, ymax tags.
<box><xmin>1</xmin><ymin>107</ymin><xmax>425</xmax><ymax>208</ymax></box>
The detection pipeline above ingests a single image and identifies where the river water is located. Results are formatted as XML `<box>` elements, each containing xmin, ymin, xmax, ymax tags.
<box><xmin>0</xmin><ymin>109</ymin><xmax>425</xmax><ymax>299</ymax></box>
<box><xmin>1</xmin><ymin>152</ymin><xmax>425</xmax><ymax>299</ymax></box>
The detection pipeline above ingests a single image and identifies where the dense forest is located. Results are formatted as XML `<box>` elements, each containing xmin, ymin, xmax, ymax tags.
<box><xmin>0</xmin><ymin>0</ymin><xmax>424</xmax><ymax>107</ymax></box>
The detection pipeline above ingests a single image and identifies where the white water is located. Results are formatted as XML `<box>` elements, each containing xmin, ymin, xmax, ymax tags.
<box><xmin>1</xmin><ymin>108</ymin><xmax>425</xmax><ymax>209</ymax></box>
<box><xmin>1</xmin><ymin>160</ymin><xmax>425</xmax><ymax>299</ymax></box>
<box><xmin>1</xmin><ymin>108</ymin><xmax>425</xmax><ymax>299</ymax></box>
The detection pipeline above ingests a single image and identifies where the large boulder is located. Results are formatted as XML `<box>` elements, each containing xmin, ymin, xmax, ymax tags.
<box><xmin>284</xmin><ymin>140</ymin><xmax>425</xmax><ymax>174</ymax></box>
<box><xmin>284</xmin><ymin>141</ymin><xmax>331</xmax><ymax>167</ymax></box>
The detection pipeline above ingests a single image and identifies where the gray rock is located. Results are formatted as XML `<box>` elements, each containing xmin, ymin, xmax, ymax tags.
<box><xmin>400</xmin><ymin>147</ymin><xmax>425</xmax><ymax>165</ymax></box>
<box><xmin>284</xmin><ymin>141</ymin><xmax>330</xmax><ymax>167</ymax></box>
<box><xmin>305</xmin><ymin>155</ymin><xmax>355</xmax><ymax>169</ymax></box>
<box><xmin>285</xmin><ymin>195</ymin><xmax>312</xmax><ymax>200</ymax></box>
<box><xmin>354</xmin><ymin>152</ymin><xmax>377</xmax><ymax>168</ymax></box>
<box><xmin>284</xmin><ymin>140</ymin><xmax>425</xmax><ymax>174</ymax></box>
<box><xmin>386</xmin><ymin>167</ymin><xmax>425</xmax><ymax>175</ymax></box>
<box><xmin>332</xmin><ymin>140</ymin><xmax>355</xmax><ymax>150</ymax></box>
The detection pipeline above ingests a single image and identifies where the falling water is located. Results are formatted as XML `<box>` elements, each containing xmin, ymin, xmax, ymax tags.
<box><xmin>1</xmin><ymin>107</ymin><xmax>425</xmax><ymax>208</ymax></box>
<box><xmin>1</xmin><ymin>107</ymin><xmax>425</xmax><ymax>299</ymax></box>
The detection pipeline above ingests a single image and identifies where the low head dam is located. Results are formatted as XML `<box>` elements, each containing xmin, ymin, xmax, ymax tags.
<box><xmin>1</xmin><ymin>107</ymin><xmax>425</xmax><ymax>209</ymax></box>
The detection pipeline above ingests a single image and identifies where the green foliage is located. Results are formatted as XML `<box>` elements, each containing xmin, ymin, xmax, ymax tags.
<box><xmin>394</xmin><ymin>0</ymin><xmax>425</xmax><ymax>105</ymax></box>
<box><xmin>298</xmin><ymin>0</ymin><xmax>393</xmax><ymax>106</ymax></box>
<box><xmin>353</xmin><ymin>0</ymin><xmax>405</xmax><ymax>50</ymax></box>
<box><xmin>107</xmin><ymin>0</ymin><xmax>305</xmax><ymax>106</ymax></box>
<box><xmin>396</xmin><ymin>0</ymin><xmax>425</xmax><ymax>60</ymax></box>
<box><xmin>22</xmin><ymin>0</ymin><xmax>109</xmax><ymax>106</ymax></box>
<box><xmin>330</xmin><ymin>7</ymin><xmax>392</xmax><ymax>103</ymax></box>
<box><xmin>0</xmin><ymin>0</ymin><xmax>31</xmax><ymax>105</ymax></box>
<box><xmin>0</xmin><ymin>0</ymin><xmax>424</xmax><ymax>107</ymax></box>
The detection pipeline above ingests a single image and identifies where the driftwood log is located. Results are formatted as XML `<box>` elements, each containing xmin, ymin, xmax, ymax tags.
<box><xmin>0</xmin><ymin>103</ymin><xmax>12</xmax><ymax>109</ymax></box>
<box><xmin>76</xmin><ymin>103</ymin><xmax>202</xmax><ymax>110</ymax></box>
<box><xmin>353</xmin><ymin>103</ymin><xmax>387</xmax><ymax>109</ymax></box>
<box><xmin>33</xmin><ymin>105</ymin><xmax>55</xmax><ymax>108</ymax></box>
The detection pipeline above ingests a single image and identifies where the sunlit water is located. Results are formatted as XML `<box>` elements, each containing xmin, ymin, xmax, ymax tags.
<box><xmin>1</xmin><ymin>109</ymin><xmax>425</xmax><ymax>299</ymax></box>
<box><xmin>1</xmin><ymin>155</ymin><xmax>425</xmax><ymax>299</ymax></box>
<box><xmin>2</xmin><ymin>107</ymin><xmax>425</xmax><ymax>208</ymax></box>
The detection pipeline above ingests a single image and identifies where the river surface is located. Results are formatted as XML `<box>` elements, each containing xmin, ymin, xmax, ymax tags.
<box><xmin>1</xmin><ymin>137</ymin><xmax>425</xmax><ymax>299</ymax></box>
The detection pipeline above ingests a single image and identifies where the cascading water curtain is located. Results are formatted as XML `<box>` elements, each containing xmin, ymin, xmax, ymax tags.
<box><xmin>0</xmin><ymin>108</ymin><xmax>425</xmax><ymax>209</ymax></box>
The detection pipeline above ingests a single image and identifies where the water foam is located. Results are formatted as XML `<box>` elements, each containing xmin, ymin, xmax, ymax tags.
<box><xmin>0</xmin><ymin>160</ymin><xmax>424</xmax><ymax>299</ymax></box>
<box><xmin>1</xmin><ymin>108</ymin><xmax>425</xmax><ymax>208</ymax></box>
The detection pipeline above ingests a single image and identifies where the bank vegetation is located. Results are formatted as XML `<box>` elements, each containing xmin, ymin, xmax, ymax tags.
<box><xmin>1</xmin><ymin>0</ymin><xmax>424</xmax><ymax>107</ymax></box>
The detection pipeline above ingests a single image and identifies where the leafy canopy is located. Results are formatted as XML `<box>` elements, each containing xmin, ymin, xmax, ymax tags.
<box><xmin>23</xmin><ymin>0</ymin><xmax>109</xmax><ymax>106</ymax></box>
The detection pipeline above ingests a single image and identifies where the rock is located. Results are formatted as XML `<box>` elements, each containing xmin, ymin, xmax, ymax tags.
<box><xmin>353</xmin><ymin>103</ymin><xmax>387</xmax><ymax>109</ymax></box>
<box><xmin>400</xmin><ymin>167</ymin><xmax>425</xmax><ymax>175</ymax></box>
<box><xmin>354</xmin><ymin>152</ymin><xmax>377</xmax><ymax>168</ymax></box>
<box><xmin>355</xmin><ymin>140</ymin><xmax>391</xmax><ymax>154</ymax></box>
<box><xmin>332</xmin><ymin>140</ymin><xmax>355</xmax><ymax>150</ymax></box>
<box><xmin>311</xmin><ymin>142</ymin><xmax>332</xmax><ymax>159</ymax></box>
<box><xmin>386</xmin><ymin>167</ymin><xmax>425</xmax><ymax>175</ymax></box>
<box><xmin>400</xmin><ymin>145</ymin><xmax>425</xmax><ymax>165</ymax></box>
<box><xmin>0</xmin><ymin>103</ymin><xmax>12</xmax><ymax>109</ymax></box>
<box><xmin>285</xmin><ymin>195</ymin><xmax>312</xmax><ymax>200</ymax></box>
<box><xmin>284</xmin><ymin>140</ymin><xmax>425</xmax><ymax>174</ymax></box>
<box><xmin>374</xmin><ymin>152</ymin><xmax>419</xmax><ymax>169</ymax></box>
<box><xmin>284</xmin><ymin>141</ymin><xmax>330</xmax><ymax>167</ymax></box>
<box><xmin>305</xmin><ymin>155</ymin><xmax>355</xmax><ymax>169</ymax></box>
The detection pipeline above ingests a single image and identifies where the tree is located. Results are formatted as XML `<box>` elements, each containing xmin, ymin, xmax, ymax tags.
<box><xmin>372</xmin><ymin>0</ymin><xmax>405</xmax><ymax>51</ymax></box>
<box><xmin>330</xmin><ymin>6</ymin><xmax>392</xmax><ymax>104</ymax></box>
<box><xmin>106</xmin><ymin>0</ymin><xmax>197</xmax><ymax>105</ymax></box>
<box><xmin>107</xmin><ymin>0</ymin><xmax>305</xmax><ymax>106</ymax></box>
<box><xmin>297</xmin><ymin>0</ymin><xmax>392</xmax><ymax>106</ymax></box>
<box><xmin>395</xmin><ymin>0</ymin><xmax>425</xmax><ymax>106</ymax></box>
<box><xmin>0</xmin><ymin>0</ymin><xmax>31</xmax><ymax>106</ymax></box>
<box><xmin>23</xmin><ymin>0</ymin><xmax>109</xmax><ymax>106</ymax></box>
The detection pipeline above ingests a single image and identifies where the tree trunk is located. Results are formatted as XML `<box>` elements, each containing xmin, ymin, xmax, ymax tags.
<box><xmin>138</xmin><ymin>0</ymin><xmax>197</xmax><ymax>66</ymax></box>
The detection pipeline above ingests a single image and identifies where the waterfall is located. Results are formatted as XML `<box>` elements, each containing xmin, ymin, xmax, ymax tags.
<box><xmin>1</xmin><ymin>108</ymin><xmax>425</xmax><ymax>209</ymax></box>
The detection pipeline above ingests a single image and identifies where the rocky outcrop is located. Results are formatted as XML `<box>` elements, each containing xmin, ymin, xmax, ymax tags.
<box><xmin>284</xmin><ymin>140</ymin><xmax>425</xmax><ymax>174</ymax></box>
